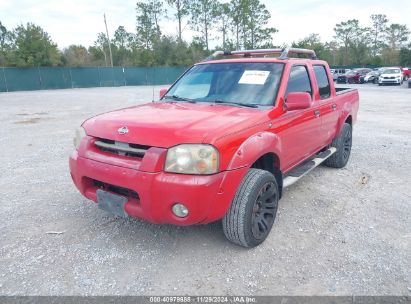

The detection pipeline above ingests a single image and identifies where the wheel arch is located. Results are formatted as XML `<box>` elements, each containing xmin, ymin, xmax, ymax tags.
<box><xmin>250</xmin><ymin>152</ymin><xmax>283</xmax><ymax>198</ymax></box>
<box><xmin>226</xmin><ymin>131</ymin><xmax>283</xmax><ymax>197</ymax></box>
<box><xmin>336</xmin><ymin>112</ymin><xmax>354</xmax><ymax>137</ymax></box>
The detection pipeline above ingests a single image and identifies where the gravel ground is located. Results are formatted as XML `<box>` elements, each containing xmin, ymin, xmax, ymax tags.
<box><xmin>0</xmin><ymin>83</ymin><xmax>410</xmax><ymax>296</ymax></box>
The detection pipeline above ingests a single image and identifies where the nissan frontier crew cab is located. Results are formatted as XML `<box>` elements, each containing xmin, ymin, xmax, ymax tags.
<box><xmin>69</xmin><ymin>48</ymin><xmax>359</xmax><ymax>248</ymax></box>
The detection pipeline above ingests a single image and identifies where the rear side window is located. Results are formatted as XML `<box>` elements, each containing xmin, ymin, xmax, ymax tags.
<box><xmin>285</xmin><ymin>65</ymin><xmax>312</xmax><ymax>98</ymax></box>
<box><xmin>313</xmin><ymin>65</ymin><xmax>331</xmax><ymax>99</ymax></box>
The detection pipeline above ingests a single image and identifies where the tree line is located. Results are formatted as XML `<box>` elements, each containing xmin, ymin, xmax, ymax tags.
<box><xmin>0</xmin><ymin>0</ymin><xmax>410</xmax><ymax>68</ymax></box>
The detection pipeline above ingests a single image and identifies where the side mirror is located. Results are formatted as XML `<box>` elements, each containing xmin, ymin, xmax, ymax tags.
<box><xmin>285</xmin><ymin>92</ymin><xmax>312</xmax><ymax>111</ymax></box>
<box><xmin>159</xmin><ymin>88</ymin><xmax>168</xmax><ymax>99</ymax></box>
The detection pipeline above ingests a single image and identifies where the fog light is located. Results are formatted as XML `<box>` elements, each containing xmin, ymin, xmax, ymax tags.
<box><xmin>172</xmin><ymin>203</ymin><xmax>189</xmax><ymax>218</ymax></box>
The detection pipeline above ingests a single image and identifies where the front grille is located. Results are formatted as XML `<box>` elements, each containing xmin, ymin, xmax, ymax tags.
<box><xmin>384</xmin><ymin>76</ymin><xmax>395</xmax><ymax>79</ymax></box>
<box><xmin>95</xmin><ymin>138</ymin><xmax>150</xmax><ymax>158</ymax></box>
<box><xmin>93</xmin><ymin>179</ymin><xmax>139</xmax><ymax>200</ymax></box>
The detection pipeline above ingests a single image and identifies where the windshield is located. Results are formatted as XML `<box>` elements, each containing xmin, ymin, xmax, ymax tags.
<box><xmin>382</xmin><ymin>68</ymin><xmax>401</xmax><ymax>74</ymax></box>
<box><xmin>164</xmin><ymin>62</ymin><xmax>285</xmax><ymax>107</ymax></box>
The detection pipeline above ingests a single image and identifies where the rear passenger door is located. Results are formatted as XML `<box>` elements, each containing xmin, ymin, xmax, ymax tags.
<box><xmin>313</xmin><ymin>65</ymin><xmax>339</xmax><ymax>144</ymax></box>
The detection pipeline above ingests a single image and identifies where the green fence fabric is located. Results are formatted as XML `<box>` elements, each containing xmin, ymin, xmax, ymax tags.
<box><xmin>70</xmin><ymin>67</ymin><xmax>100</xmax><ymax>88</ymax></box>
<box><xmin>39</xmin><ymin>67</ymin><xmax>71</xmax><ymax>90</ymax></box>
<box><xmin>99</xmin><ymin>67</ymin><xmax>125</xmax><ymax>87</ymax></box>
<box><xmin>1</xmin><ymin>65</ymin><xmax>391</xmax><ymax>93</ymax></box>
<box><xmin>0</xmin><ymin>68</ymin><xmax>6</xmax><ymax>92</ymax></box>
<box><xmin>4</xmin><ymin>68</ymin><xmax>41</xmax><ymax>91</ymax></box>
<box><xmin>0</xmin><ymin>66</ymin><xmax>188</xmax><ymax>92</ymax></box>
<box><xmin>124</xmin><ymin>67</ymin><xmax>151</xmax><ymax>85</ymax></box>
<box><xmin>329</xmin><ymin>65</ymin><xmax>381</xmax><ymax>69</ymax></box>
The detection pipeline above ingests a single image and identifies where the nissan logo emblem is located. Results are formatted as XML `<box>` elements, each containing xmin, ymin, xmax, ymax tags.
<box><xmin>117</xmin><ymin>126</ymin><xmax>129</xmax><ymax>135</ymax></box>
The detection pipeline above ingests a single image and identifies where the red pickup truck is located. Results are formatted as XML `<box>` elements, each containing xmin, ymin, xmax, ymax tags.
<box><xmin>69</xmin><ymin>48</ymin><xmax>359</xmax><ymax>247</ymax></box>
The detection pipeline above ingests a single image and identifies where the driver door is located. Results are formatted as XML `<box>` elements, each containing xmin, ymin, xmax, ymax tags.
<box><xmin>276</xmin><ymin>65</ymin><xmax>323</xmax><ymax>172</ymax></box>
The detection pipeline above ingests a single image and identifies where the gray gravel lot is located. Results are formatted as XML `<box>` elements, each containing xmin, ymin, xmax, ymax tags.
<box><xmin>0</xmin><ymin>83</ymin><xmax>410</xmax><ymax>296</ymax></box>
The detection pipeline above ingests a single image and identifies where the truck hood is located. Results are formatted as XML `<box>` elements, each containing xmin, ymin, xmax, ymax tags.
<box><xmin>83</xmin><ymin>102</ymin><xmax>266</xmax><ymax>147</ymax></box>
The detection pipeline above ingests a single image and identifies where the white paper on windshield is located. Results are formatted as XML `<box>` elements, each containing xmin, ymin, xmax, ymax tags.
<box><xmin>239</xmin><ymin>70</ymin><xmax>270</xmax><ymax>85</ymax></box>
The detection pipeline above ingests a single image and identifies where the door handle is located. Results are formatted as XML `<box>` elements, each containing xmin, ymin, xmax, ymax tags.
<box><xmin>314</xmin><ymin>110</ymin><xmax>321</xmax><ymax>117</ymax></box>
<box><xmin>332</xmin><ymin>103</ymin><xmax>337</xmax><ymax>110</ymax></box>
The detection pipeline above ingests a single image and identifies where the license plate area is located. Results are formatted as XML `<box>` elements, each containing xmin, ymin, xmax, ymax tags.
<box><xmin>97</xmin><ymin>189</ymin><xmax>128</xmax><ymax>218</ymax></box>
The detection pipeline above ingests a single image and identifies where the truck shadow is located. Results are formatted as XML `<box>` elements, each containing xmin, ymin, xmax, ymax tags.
<box><xmin>88</xmin><ymin>210</ymin><xmax>236</xmax><ymax>250</ymax></box>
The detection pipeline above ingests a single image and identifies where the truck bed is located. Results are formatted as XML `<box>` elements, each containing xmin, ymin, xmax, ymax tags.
<box><xmin>335</xmin><ymin>87</ymin><xmax>357</xmax><ymax>95</ymax></box>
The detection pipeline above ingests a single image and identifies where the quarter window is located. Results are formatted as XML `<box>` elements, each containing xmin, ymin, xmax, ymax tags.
<box><xmin>313</xmin><ymin>65</ymin><xmax>331</xmax><ymax>99</ymax></box>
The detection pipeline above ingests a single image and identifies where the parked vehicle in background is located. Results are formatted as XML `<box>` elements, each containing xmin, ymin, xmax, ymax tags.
<box><xmin>332</xmin><ymin>68</ymin><xmax>350</xmax><ymax>81</ymax></box>
<box><xmin>378</xmin><ymin>68</ymin><xmax>403</xmax><ymax>86</ymax></box>
<box><xmin>69</xmin><ymin>48</ymin><xmax>359</xmax><ymax>248</ymax></box>
<box><xmin>403</xmin><ymin>68</ymin><xmax>410</xmax><ymax>81</ymax></box>
<box><xmin>362</xmin><ymin>69</ymin><xmax>382</xmax><ymax>84</ymax></box>
<box><xmin>337</xmin><ymin>68</ymin><xmax>372</xmax><ymax>84</ymax></box>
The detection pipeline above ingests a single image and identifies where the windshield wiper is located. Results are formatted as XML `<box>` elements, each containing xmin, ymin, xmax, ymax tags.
<box><xmin>165</xmin><ymin>95</ymin><xmax>196</xmax><ymax>103</ymax></box>
<box><xmin>212</xmin><ymin>100</ymin><xmax>259</xmax><ymax>108</ymax></box>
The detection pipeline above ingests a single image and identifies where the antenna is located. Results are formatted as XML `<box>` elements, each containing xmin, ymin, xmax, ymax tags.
<box><xmin>104</xmin><ymin>13</ymin><xmax>114</xmax><ymax>67</ymax></box>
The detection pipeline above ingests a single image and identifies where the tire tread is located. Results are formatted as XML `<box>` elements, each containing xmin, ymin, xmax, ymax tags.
<box><xmin>324</xmin><ymin>123</ymin><xmax>352</xmax><ymax>168</ymax></box>
<box><xmin>223</xmin><ymin>169</ymin><xmax>277</xmax><ymax>247</ymax></box>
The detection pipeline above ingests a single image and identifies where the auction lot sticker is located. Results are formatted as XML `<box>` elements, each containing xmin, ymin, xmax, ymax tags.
<box><xmin>239</xmin><ymin>70</ymin><xmax>270</xmax><ymax>85</ymax></box>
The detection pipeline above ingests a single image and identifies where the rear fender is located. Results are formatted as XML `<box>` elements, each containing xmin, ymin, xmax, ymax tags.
<box><xmin>335</xmin><ymin>94</ymin><xmax>358</xmax><ymax>136</ymax></box>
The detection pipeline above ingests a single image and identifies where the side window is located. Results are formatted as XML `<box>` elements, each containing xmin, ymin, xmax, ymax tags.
<box><xmin>285</xmin><ymin>65</ymin><xmax>312</xmax><ymax>98</ymax></box>
<box><xmin>313</xmin><ymin>65</ymin><xmax>331</xmax><ymax>99</ymax></box>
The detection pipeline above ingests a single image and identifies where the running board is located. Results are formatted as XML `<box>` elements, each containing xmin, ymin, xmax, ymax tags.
<box><xmin>283</xmin><ymin>147</ymin><xmax>337</xmax><ymax>188</ymax></box>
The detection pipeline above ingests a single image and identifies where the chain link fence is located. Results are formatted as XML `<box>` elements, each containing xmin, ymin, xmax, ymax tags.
<box><xmin>0</xmin><ymin>66</ymin><xmax>188</xmax><ymax>92</ymax></box>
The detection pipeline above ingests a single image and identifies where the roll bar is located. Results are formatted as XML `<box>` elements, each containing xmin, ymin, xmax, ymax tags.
<box><xmin>204</xmin><ymin>47</ymin><xmax>317</xmax><ymax>61</ymax></box>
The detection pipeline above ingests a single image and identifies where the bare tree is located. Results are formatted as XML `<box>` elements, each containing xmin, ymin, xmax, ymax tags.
<box><xmin>370</xmin><ymin>14</ymin><xmax>388</xmax><ymax>57</ymax></box>
<box><xmin>166</xmin><ymin>0</ymin><xmax>191</xmax><ymax>42</ymax></box>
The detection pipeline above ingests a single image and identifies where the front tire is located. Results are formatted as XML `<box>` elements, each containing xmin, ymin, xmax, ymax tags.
<box><xmin>324</xmin><ymin>123</ymin><xmax>352</xmax><ymax>168</ymax></box>
<box><xmin>223</xmin><ymin>169</ymin><xmax>279</xmax><ymax>248</ymax></box>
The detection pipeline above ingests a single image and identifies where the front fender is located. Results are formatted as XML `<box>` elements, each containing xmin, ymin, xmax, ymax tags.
<box><xmin>204</xmin><ymin>132</ymin><xmax>282</xmax><ymax>222</ymax></box>
<box><xmin>226</xmin><ymin>131</ymin><xmax>282</xmax><ymax>170</ymax></box>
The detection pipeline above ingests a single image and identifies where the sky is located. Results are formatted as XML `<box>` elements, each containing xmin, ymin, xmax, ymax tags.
<box><xmin>1</xmin><ymin>0</ymin><xmax>411</xmax><ymax>50</ymax></box>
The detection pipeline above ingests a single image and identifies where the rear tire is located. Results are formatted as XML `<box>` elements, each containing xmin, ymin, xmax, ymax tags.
<box><xmin>223</xmin><ymin>169</ymin><xmax>279</xmax><ymax>248</ymax></box>
<box><xmin>324</xmin><ymin>123</ymin><xmax>352</xmax><ymax>168</ymax></box>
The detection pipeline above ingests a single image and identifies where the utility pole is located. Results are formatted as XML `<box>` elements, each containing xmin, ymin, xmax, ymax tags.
<box><xmin>104</xmin><ymin>13</ymin><xmax>114</xmax><ymax>67</ymax></box>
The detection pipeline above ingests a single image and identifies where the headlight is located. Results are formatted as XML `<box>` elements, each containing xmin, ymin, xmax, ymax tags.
<box><xmin>165</xmin><ymin>144</ymin><xmax>219</xmax><ymax>174</ymax></box>
<box><xmin>73</xmin><ymin>127</ymin><xmax>87</xmax><ymax>150</ymax></box>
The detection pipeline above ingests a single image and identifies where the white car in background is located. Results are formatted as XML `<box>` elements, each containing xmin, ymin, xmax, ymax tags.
<box><xmin>378</xmin><ymin>68</ymin><xmax>403</xmax><ymax>86</ymax></box>
<box><xmin>332</xmin><ymin>68</ymin><xmax>351</xmax><ymax>81</ymax></box>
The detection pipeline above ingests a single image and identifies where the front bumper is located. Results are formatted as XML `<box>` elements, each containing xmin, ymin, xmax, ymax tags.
<box><xmin>379</xmin><ymin>78</ymin><xmax>402</xmax><ymax>84</ymax></box>
<box><xmin>69</xmin><ymin>151</ymin><xmax>247</xmax><ymax>225</ymax></box>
